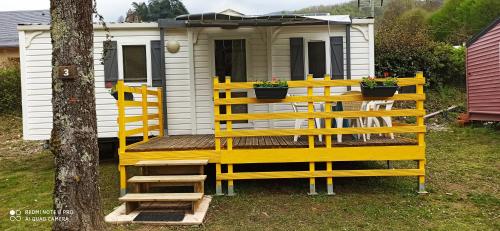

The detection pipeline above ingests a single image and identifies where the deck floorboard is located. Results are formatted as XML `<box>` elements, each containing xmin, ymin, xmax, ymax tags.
<box><xmin>126</xmin><ymin>135</ymin><xmax>417</xmax><ymax>152</ymax></box>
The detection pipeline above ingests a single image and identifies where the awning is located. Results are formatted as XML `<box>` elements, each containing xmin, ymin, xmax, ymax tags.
<box><xmin>173</xmin><ymin>13</ymin><xmax>352</xmax><ymax>27</ymax></box>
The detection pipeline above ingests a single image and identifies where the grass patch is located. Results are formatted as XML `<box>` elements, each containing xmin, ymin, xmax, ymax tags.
<box><xmin>0</xmin><ymin>116</ymin><xmax>499</xmax><ymax>230</ymax></box>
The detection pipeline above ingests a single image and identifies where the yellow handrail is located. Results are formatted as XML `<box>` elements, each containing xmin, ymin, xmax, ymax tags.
<box><xmin>116</xmin><ymin>80</ymin><xmax>163</xmax><ymax>155</ymax></box>
<box><xmin>212</xmin><ymin>72</ymin><xmax>427</xmax><ymax>149</ymax></box>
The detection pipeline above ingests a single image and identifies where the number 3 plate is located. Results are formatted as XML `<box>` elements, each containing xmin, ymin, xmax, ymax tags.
<box><xmin>57</xmin><ymin>66</ymin><xmax>77</xmax><ymax>79</ymax></box>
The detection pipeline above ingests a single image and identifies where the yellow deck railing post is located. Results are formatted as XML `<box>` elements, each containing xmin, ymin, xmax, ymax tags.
<box><xmin>214</xmin><ymin>76</ymin><xmax>223</xmax><ymax>195</ymax></box>
<box><xmin>157</xmin><ymin>87</ymin><xmax>164</xmax><ymax>137</ymax></box>
<box><xmin>307</xmin><ymin>74</ymin><xmax>317</xmax><ymax>195</ymax></box>
<box><xmin>324</xmin><ymin>74</ymin><xmax>334</xmax><ymax>195</ymax></box>
<box><xmin>141</xmin><ymin>84</ymin><xmax>149</xmax><ymax>142</ymax></box>
<box><xmin>416</xmin><ymin>71</ymin><xmax>427</xmax><ymax>194</ymax></box>
<box><xmin>117</xmin><ymin>80</ymin><xmax>127</xmax><ymax>196</ymax></box>
<box><xmin>225</xmin><ymin>76</ymin><xmax>235</xmax><ymax>196</ymax></box>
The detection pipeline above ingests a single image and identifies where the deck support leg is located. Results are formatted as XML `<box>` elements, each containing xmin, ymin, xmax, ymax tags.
<box><xmin>227</xmin><ymin>164</ymin><xmax>235</xmax><ymax>196</ymax></box>
<box><xmin>119</xmin><ymin>165</ymin><xmax>127</xmax><ymax>196</ymax></box>
<box><xmin>387</xmin><ymin>160</ymin><xmax>393</xmax><ymax>169</ymax></box>
<box><xmin>417</xmin><ymin>160</ymin><xmax>428</xmax><ymax>194</ymax></box>
<box><xmin>215</xmin><ymin>163</ymin><xmax>223</xmax><ymax>196</ymax></box>
<box><xmin>326</xmin><ymin>162</ymin><xmax>335</xmax><ymax>195</ymax></box>
<box><xmin>308</xmin><ymin>162</ymin><xmax>317</xmax><ymax>195</ymax></box>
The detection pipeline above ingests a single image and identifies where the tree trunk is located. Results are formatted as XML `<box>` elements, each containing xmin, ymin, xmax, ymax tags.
<box><xmin>50</xmin><ymin>0</ymin><xmax>106</xmax><ymax>230</ymax></box>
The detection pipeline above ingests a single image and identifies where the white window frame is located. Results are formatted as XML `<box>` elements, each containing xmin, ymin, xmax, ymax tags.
<box><xmin>117</xmin><ymin>41</ymin><xmax>152</xmax><ymax>86</ymax></box>
<box><xmin>304</xmin><ymin>37</ymin><xmax>331</xmax><ymax>80</ymax></box>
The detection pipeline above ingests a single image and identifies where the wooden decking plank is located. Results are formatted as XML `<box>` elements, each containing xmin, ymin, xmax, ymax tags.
<box><xmin>275</xmin><ymin>136</ymin><xmax>288</xmax><ymax>147</ymax></box>
<box><xmin>128</xmin><ymin>175</ymin><xmax>207</xmax><ymax>183</ymax></box>
<box><xmin>119</xmin><ymin>193</ymin><xmax>203</xmax><ymax>202</ymax></box>
<box><xmin>243</xmin><ymin>136</ymin><xmax>252</xmax><ymax>148</ymax></box>
<box><xmin>135</xmin><ymin>160</ymin><xmax>208</xmax><ymax>166</ymax></box>
<box><xmin>268</xmin><ymin>136</ymin><xmax>279</xmax><ymax>148</ymax></box>
<box><xmin>199</xmin><ymin>135</ymin><xmax>213</xmax><ymax>150</ymax></box>
<box><xmin>257</xmin><ymin>136</ymin><xmax>265</xmax><ymax>147</ymax></box>
<box><xmin>125</xmin><ymin>135</ymin><xmax>417</xmax><ymax>152</ymax></box>
<box><xmin>233</xmin><ymin>136</ymin><xmax>242</xmax><ymax>148</ymax></box>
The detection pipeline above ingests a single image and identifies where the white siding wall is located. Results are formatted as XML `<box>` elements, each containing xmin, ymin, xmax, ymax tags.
<box><xmin>164</xmin><ymin>28</ymin><xmax>192</xmax><ymax>135</ymax></box>
<box><xmin>20</xmin><ymin>26</ymin><xmax>182</xmax><ymax>140</ymax></box>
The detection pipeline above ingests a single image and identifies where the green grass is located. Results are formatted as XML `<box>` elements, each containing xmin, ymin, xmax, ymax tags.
<box><xmin>0</xmin><ymin>116</ymin><xmax>499</xmax><ymax>230</ymax></box>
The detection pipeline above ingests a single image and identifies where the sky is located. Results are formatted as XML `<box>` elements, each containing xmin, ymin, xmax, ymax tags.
<box><xmin>3</xmin><ymin>0</ymin><xmax>349</xmax><ymax>22</ymax></box>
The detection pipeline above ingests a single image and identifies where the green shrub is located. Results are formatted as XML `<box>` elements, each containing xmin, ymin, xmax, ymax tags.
<box><xmin>428</xmin><ymin>43</ymin><xmax>465</xmax><ymax>87</ymax></box>
<box><xmin>375</xmin><ymin>8</ymin><xmax>435</xmax><ymax>79</ymax></box>
<box><xmin>375</xmin><ymin>7</ymin><xmax>466</xmax><ymax>89</ymax></box>
<box><xmin>0</xmin><ymin>65</ymin><xmax>21</xmax><ymax>114</ymax></box>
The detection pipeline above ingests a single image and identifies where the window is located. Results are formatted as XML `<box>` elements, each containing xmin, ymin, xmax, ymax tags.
<box><xmin>214</xmin><ymin>40</ymin><xmax>247</xmax><ymax>83</ymax></box>
<box><xmin>214</xmin><ymin>39</ymin><xmax>248</xmax><ymax>124</ymax></box>
<box><xmin>122</xmin><ymin>45</ymin><xmax>147</xmax><ymax>82</ymax></box>
<box><xmin>308</xmin><ymin>41</ymin><xmax>326</xmax><ymax>78</ymax></box>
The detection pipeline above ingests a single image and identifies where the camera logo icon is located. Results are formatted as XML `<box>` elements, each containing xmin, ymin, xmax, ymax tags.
<box><xmin>9</xmin><ymin>210</ymin><xmax>21</xmax><ymax>221</ymax></box>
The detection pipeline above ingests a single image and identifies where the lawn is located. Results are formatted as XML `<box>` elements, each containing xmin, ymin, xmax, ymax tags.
<box><xmin>0</xmin><ymin>114</ymin><xmax>498</xmax><ymax>230</ymax></box>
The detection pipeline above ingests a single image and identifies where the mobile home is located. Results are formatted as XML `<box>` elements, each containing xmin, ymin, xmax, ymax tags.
<box><xmin>18</xmin><ymin>11</ymin><xmax>375</xmax><ymax>140</ymax></box>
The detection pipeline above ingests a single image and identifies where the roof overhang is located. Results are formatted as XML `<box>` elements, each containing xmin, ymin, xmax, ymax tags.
<box><xmin>17</xmin><ymin>22</ymin><xmax>159</xmax><ymax>31</ymax></box>
<box><xmin>164</xmin><ymin>13</ymin><xmax>353</xmax><ymax>28</ymax></box>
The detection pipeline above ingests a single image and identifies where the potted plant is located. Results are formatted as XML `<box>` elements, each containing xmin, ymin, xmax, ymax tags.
<box><xmin>109</xmin><ymin>85</ymin><xmax>134</xmax><ymax>101</ymax></box>
<box><xmin>253</xmin><ymin>80</ymin><xmax>289</xmax><ymax>99</ymax></box>
<box><xmin>360</xmin><ymin>77</ymin><xmax>399</xmax><ymax>97</ymax></box>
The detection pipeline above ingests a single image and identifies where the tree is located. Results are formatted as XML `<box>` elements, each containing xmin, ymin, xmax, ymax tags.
<box><xmin>128</xmin><ymin>0</ymin><xmax>189</xmax><ymax>22</ymax></box>
<box><xmin>375</xmin><ymin>8</ymin><xmax>435</xmax><ymax>77</ymax></box>
<box><xmin>428</xmin><ymin>0</ymin><xmax>500</xmax><ymax>44</ymax></box>
<box><xmin>50</xmin><ymin>0</ymin><xmax>105</xmax><ymax>230</ymax></box>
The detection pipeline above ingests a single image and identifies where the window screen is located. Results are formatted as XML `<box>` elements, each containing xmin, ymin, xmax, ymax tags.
<box><xmin>123</xmin><ymin>45</ymin><xmax>147</xmax><ymax>82</ymax></box>
<box><xmin>308</xmin><ymin>41</ymin><xmax>326</xmax><ymax>78</ymax></box>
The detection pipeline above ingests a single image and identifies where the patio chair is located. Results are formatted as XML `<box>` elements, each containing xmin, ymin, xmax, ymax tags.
<box><xmin>335</xmin><ymin>91</ymin><xmax>367</xmax><ymax>143</ymax></box>
<box><xmin>366</xmin><ymin>100</ymin><xmax>395</xmax><ymax>140</ymax></box>
<box><xmin>289</xmin><ymin>94</ymin><xmax>323</xmax><ymax>142</ymax></box>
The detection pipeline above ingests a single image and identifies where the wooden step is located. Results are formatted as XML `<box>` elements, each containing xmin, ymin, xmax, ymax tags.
<box><xmin>128</xmin><ymin>175</ymin><xmax>207</xmax><ymax>183</ymax></box>
<box><xmin>135</xmin><ymin>160</ymin><xmax>208</xmax><ymax>167</ymax></box>
<box><xmin>119</xmin><ymin>193</ymin><xmax>203</xmax><ymax>202</ymax></box>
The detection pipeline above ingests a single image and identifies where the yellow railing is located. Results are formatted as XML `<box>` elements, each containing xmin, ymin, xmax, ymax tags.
<box><xmin>213</xmin><ymin>73</ymin><xmax>426</xmax><ymax>148</ymax></box>
<box><xmin>116</xmin><ymin>80</ymin><xmax>164</xmax><ymax>155</ymax></box>
<box><xmin>213</xmin><ymin>72</ymin><xmax>426</xmax><ymax>195</ymax></box>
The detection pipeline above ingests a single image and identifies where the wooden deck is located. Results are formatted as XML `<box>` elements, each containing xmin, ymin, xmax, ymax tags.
<box><xmin>126</xmin><ymin>135</ymin><xmax>417</xmax><ymax>152</ymax></box>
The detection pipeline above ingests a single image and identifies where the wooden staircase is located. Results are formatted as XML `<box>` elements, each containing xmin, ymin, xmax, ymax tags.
<box><xmin>119</xmin><ymin>160</ymin><xmax>208</xmax><ymax>215</ymax></box>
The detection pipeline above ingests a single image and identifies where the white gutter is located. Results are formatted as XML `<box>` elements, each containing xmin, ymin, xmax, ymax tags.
<box><xmin>18</xmin><ymin>22</ymin><xmax>159</xmax><ymax>31</ymax></box>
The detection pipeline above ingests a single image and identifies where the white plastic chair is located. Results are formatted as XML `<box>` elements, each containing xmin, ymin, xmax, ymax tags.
<box><xmin>290</xmin><ymin>94</ymin><xmax>323</xmax><ymax>142</ymax></box>
<box><xmin>335</xmin><ymin>91</ymin><xmax>367</xmax><ymax>143</ymax></box>
<box><xmin>366</xmin><ymin>100</ymin><xmax>395</xmax><ymax>140</ymax></box>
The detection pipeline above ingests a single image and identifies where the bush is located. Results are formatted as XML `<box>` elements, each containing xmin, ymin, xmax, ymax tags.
<box><xmin>375</xmin><ymin>8</ymin><xmax>466</xmax><ymax>89</ymax></box>
<box><xmin>375</xmin><ymin>8</ymin><xmax>435</xmax><ymax>78</ymax></box>
<box><xmin>0</xmin><ymin>65</ymin><xmax>21</xmax><ymax>114</ymax></box>
<box><xmin>428</xmin><ymin>43</ymin><xmax>465</xmax><ymax>87</ymax></box>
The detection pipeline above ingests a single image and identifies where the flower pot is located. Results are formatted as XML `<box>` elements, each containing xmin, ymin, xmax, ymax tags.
<box><xmin>254</xmin><ymin>87</ymin><xmax>289</xmax><ymax>99</ymax></box>
<box><xmin>111</xmin><ymin>92</ymin><xmax>134</xmax><ymax>101</ymax></box>
<box><xmin>360</xmin><ymin>83</ymin><xmax>399</xmax><ymax>97</ymax></box>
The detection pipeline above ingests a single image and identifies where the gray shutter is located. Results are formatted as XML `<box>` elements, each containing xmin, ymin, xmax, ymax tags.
<box><xmin>330</xmin><ymin>37</ymin><xmax>344</xmax><ymax>80</ymax></box>
<box><xmin>290</xmin><ymin>37</ymin><xmax>304</xmax><ymax>81</ymax></box>
<box><xmin>151</xmin><ymin>40</ymin><xmax>162</xmax><ymax>87</ymax></box>
<box><xmin>103</xmin><ymin>41</ymin><xmax>118</xmax><ymax>87</ymax></box>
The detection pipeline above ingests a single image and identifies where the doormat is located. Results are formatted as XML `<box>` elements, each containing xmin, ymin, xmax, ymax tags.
<box><xmin>133</xmin><ymin>212</ymin><xmax>185</xmax><ymax>222</ymax></box>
